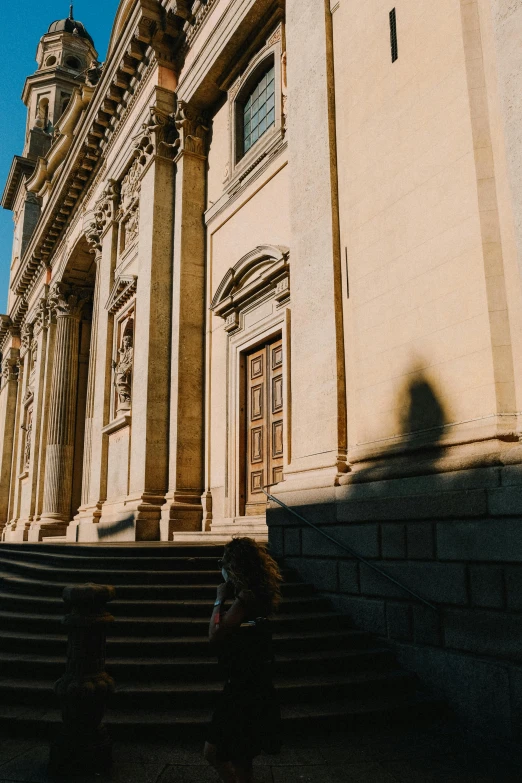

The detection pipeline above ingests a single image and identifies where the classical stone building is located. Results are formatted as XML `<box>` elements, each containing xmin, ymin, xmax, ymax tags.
<box><xmin>1</xmin><ymin>0</ymin><xmax>522</xmax><ymax>745</ymax></box>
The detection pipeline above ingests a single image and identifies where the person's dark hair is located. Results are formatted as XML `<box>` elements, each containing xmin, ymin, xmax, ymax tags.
<box><xmin>222</xmin><ymin>537</ymin><xmax>282</xmax><ymax>613</ymax></box>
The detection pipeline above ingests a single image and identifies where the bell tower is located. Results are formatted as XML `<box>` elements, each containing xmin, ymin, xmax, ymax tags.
<box><xmin>22</xmin><ymin>5</ymin><xmax>98</xmax><ymax>158</ymax></box>
<box><xmin>1</xmin><ymin>6</ymin><xmax>97</xmax><ymax>310</ymax></box>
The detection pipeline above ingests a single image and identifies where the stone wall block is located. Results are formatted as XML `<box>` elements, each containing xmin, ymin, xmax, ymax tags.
<box><xmin>488</xmin><ymin>486</ymin><xmax>522</xmax><ymax>516</ymax></box>
<box><xmin>437</xmin><ymin>518</ymin><xmax>522</xmax><ymax>561</ymax></box>
<box><xmin>394</xmin><ymin>644</ymin><xmax>513</xmax><ymax>740</ymax></box>
<box><xmin>336</xmin><ymin>489</ymin><xmax>487</xmax><ymax>523</ymax></box>
<box><xmin>412</xmin><ymin>605</ymin><xmax>442</xmax><ymax>646</ymax></box>
<box><xmin>268</xmin><ymin>525</ymin><xmax>284</xmax><ymax>559</ymax></box>
<box><xmin>511</xmin><ymin>667</ymin><xmax>522</xmax><ymax>742</ymax></box>
<box><xmin>285</xmin><ymin>557</ymin><xmax>338</xmax><ymax>592</ymax></box>
<box><xmin>301</xmin><ymin>523</ymin><xmax>379</xmax><ymax>559</ymax></box>
<box><xmin>386</xmin><ymin>602</ymin><xmax>413</xmax><ymax>642</ymax></box>
<box><xmin>504</xmin><ymin>566</ymin><xmax>522</xmax><ymax>610</ymax></box>
<box><xmin>469</xmin><ymin>565</ymin><xmax>505</xmax><ymax>609</ymax></box>
<box><xmin>381</xmin><ymin>523</ymin><xmax>407</xmax><ymax>559</ymax></box>
<box><xmin>328</xmin><ymin>595</ymin><xmax>386</xmax><ymax>636</ymax></box>
<box><xmin>341</xmin><ymin>468</ymin><xmax>501</xmax><ymax>501</ymax></box>
<box><xmin>284</xmin><ymin>527</ymin><xmax>301</xmax><ymax>557</ymax></box>
<box><xmin>500</xmin><ymin>465</ymin><xmax>522</xmax><ymax>487</ymax></box>
<box><xmin>338</xmin><ymin>560</ymin><xmax>359</xmax><ymax>594</ymax></box>
<box><xmin>359</xmin><ymin>562</ymin><xmax>468</xmax><ymax>605</ymax></box>
<box><xmin>444</xmin><ymin>609</ymin><xmax>521</xmax><ymax>659</ymax></box>
<box><xmin>406</xmin><ymin>522</ymin><xmax>435</xmax><ymax>560</ymax></box>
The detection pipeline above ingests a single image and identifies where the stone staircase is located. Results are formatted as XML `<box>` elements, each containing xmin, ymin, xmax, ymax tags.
<box><xmin>0</xmin><ymin>543</ymin><xmax>442</xmax><ymax>739</ymax></box>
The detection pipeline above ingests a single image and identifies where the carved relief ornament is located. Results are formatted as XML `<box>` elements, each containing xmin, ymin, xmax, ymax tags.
<box><xmin>85</xmin><ymin>180</ymin><xmax>120</xmax><ymax>254</ymax></box>
<box><xmin>33</xmin><ymin>297</ymin><xmax>50</xmax><ymax>334</ymax></box>
<box><xmin>2</xmin><ymin>355</ymin><xmax>19</xmax><ymax>386</ymax></box>
<box><xmin>47</xmin><ymin>282</ymin><xmax>91</xmax><ymax>320</ymax></box>
<box><xmin>174</xmin><ymin>101</ymin><xmax>209</xmax><ymax>159</ymax></box>
<box><xmin>20</xmin><ymin>322</ymin><xmax>33</xmax><ymax>354</ymax></box>
<box><xmin>132</xmin><ymin>106</ymin><xmax>178</xmax><ymax>168</ymax></box>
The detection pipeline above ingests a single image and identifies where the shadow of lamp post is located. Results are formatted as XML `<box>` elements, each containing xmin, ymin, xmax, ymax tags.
<box><xmin>49</xmin><ymin>583</ymin><xmax>116</xmax><ymax>775</ymax></box>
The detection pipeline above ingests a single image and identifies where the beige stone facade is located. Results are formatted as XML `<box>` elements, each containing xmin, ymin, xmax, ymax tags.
<box><xmin>1</xmin><ymin>0</ymin><xmax>522</xmax><ymax>544</ymax></box>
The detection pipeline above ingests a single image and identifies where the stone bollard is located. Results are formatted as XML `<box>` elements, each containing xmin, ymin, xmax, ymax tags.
<box><xmin>49</xmin><ymin>583</ymin><xmax>116</xmax><ymax>776</ymax></box>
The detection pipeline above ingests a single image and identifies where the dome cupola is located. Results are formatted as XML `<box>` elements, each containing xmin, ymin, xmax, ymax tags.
<box><xmin>47</xmin><ymin>6</ymin><xmax>94</xmax><ymax>47</ymax></box>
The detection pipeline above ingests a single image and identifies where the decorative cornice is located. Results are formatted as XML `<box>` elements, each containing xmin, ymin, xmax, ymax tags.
<box><xmin>106</xmin><ymin>275</ymin><xmax>138</xmax><ymax>315</ymax></box>
<box><xmin>211</xmin><ymin>244</ymin><xmax>290</xmax><ymax>329</ymax></box>
<box><xmin>1</xmin><ymin>156</ymin><xmax>37</xmax><ymax>211</ymax></box>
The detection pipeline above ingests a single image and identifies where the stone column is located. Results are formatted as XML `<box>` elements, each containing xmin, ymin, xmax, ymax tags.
<box><xmin>161</xmin><ymin>101</ymin><xmax>208</xmax><ymax>540</ymax></box>
<box><xmin>123</xmin><ymin>89</ymin><xmax>176</xmax><ymax>540</ymax></box>
<box><xmin>0</xmin><ymin>333</ymin><xmax>20</xmax><ymax>535</ymax></box>
<box><xmin>32</xmin><ymin>283</ymin><xmax>90</xmax><ymax>540</ymax></box>
<box><xmin>281</xmin><ymin>0</ymin><xmax>348</xmax><ymax>493</ymax></box>
<box><xmin>27</xmin><ymin>299</ymin><xmax>52</xmax><ymax>524</ymax></box>
<box><xmin>72</xmin><ymin>183</ymin><xmax>119</xmax><ymax>541</ymax></box>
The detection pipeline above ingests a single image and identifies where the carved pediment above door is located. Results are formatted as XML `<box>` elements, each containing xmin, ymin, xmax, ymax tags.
<box><xmin>211</xmin><ymin>245</ymin><xmax>290</xmax><ymax>332</ymax></box>
<box><xmin>105</xmin><ymin>275</ymin><xmax>138</xmax><ymax>315</ymax></box>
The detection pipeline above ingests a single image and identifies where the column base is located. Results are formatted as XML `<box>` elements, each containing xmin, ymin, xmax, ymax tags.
<box><xmin>28</xmin><ymin>520</ymin><xmax>69</xmax><ymax>542</ymax></box>
<box><xmin>3</xmin><ymin>520</ymin><xmax>33</xmax><ymax>542</ymax></box>
<box><xmin>160</xmin><ymin>491</ymin><xmax>203</xmax><ymax>541</ymax></box>
<box><xmin>73</xmin><ymin>494</ymin><xmax>164</xmax><ymax>542</ymax></box>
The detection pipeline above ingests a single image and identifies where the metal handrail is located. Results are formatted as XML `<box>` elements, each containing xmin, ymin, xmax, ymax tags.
<box><xmin>261</xmin><ymin>488</ymin><xmax>437</xmax><ymax>611</ymax></box>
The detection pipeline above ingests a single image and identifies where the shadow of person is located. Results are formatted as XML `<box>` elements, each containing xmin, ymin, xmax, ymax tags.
<box><xmin>349</xmin><ymin>367</ymin><xmax>449</xmax><ymax>486</ymax></box>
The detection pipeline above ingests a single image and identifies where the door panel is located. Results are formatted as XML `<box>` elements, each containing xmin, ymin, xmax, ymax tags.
<box><xmin>244</xmin><ymin>337</ymin><xmax>284</xmax><ymax>516</ymax></box>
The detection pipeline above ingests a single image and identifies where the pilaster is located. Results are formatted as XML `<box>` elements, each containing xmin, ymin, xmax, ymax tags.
<box><xmin>72</xmin><ymin>182</ymin><xmax>119</xmax><ymax>540</ymax></box>
<box><xmin>281</xmin><ymin>0</ymin><xmax>348</xmax><ymax>493</ymax></box>
<box><xmin>161</xmin><ymin>100</ymin><xmax>208</xmax><ymax>540</ymax></box>
<box><xmin>101</xmin><ymin>88</ymin><xmax>177</xmax><ymax>541</ymax></box>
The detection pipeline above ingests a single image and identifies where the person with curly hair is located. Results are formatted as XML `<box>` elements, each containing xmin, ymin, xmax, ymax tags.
<box><xmin>204</xmin><ymin>536</ymin><xmax>283</xmax><ymax>783</ymax></box>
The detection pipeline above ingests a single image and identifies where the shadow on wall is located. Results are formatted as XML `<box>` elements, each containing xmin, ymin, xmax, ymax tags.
<box><xmin>348</xmin><ymin>367</ymin><xmax>449</xmax><ymax>486</ymax></box>
<box><xmin>268</xmin><ymin>365</ymin><xmax>522</xmax><ymax>745</ymax></box>
<box><xmin>96</xmin><ymin>516</ymin><xmax>135</xmax><ymax>540</ymax></box>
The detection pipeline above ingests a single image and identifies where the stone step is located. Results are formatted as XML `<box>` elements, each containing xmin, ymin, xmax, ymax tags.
<box><xmin>0</xmin><ymin>669</ymin><xmax>417</xmax><ymax>709</ymax></box>
<box><xmin>0</xmin><ymin>627</ymin><xmax>372</xmax><ymax>657</ymax></box>
<box><xmin>0</xmin><ymin>576</ymin><xmax>315</xmax><ymax>600</ymax></box>
<box><xmin>0</xmin><ymin>543</ymin><xmax>225</xmax><ymax>557</ymax></box>
<box><xmin>0</xmin><ymin>590</ymin><xmax>331</xmax><ymax>617</ymax></box>
<box><xmin>0</xmin><ymin>542</ymin><xmax>443</xmax><ymax>738</ymax></box>
<box><xmin>0</xmin><ymin>609</ymin><xmax>351</xmax><ymax>637</ymax></box>
<box><xmin>0</xmin><ymin>646</ymin><xmax>396</xmax><ymax>681</ymax></box>
<box><xmin>0</xmin><ymin>548</ymin><xmax>225</xmax><ymax>570</ymax></box>
<box><xmin>0</xmin><ymin>692</ymin><xmax>446</xmax><ymax>739</ymax></box>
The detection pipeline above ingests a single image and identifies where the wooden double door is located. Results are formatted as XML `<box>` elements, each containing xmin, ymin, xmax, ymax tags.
<box><xmin>243</xmin><ymin>337</ymin><xmax>284</xmax><ymax>516</ymax></box>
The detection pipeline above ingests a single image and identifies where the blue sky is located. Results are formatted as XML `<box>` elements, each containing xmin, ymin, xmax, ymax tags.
<box><xmin>0</xmin><ymin>0</ymin><xmax>120</xmax><ymax>311</ymax></box>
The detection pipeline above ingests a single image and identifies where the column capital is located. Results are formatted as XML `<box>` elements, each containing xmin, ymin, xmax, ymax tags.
<box><xmin>174</xmin><ymin>100</ymin><xmax>209</xmax><ymax>161</ymax></box>
<box><xmin>20</xmin><ymin>322</ymin><xmax>34</xmax><ymax>356</ymax></box>
<box><xmin>133</xmin><ymin>105</ymin><xmax>178</xmax><ymax>171</ymax></box>
<box><xmin>33</xmin><ymin>297</ymin><xmax>51</xmax><ymax>335</ymax></box>
<box><xmin>48</xmin><ymin>283</ymin><xmax>91</xmax><ymax>321</ymax></box>
<box><xmin>1</xmin><ymin>350</ymin><xmax>20</xmax><ymax>387</ymax></box>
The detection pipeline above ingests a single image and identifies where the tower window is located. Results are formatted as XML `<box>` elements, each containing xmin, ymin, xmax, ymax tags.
<box><xmin>66</xmin><ymin>56</ymin><xmax>81</xmax><ymax>70</ymax></box>
<box><xmin>242</xmin><ymin>64</ymin><xmax>276</xmax><ymax>157</ymax></box>
<box><xmin>389</xmin><ymin>8</ymin><xmax>398</xmax><ymax>62</ymax></box>
<box><xmin>61</xmin><ymin>95</ymin><xmax>71</xmax><ymax>116</ymax></box>
<box><xmin>45</xmin><ymin>55</ymin><xmax>57</xmax><ymax>67</ymax></box>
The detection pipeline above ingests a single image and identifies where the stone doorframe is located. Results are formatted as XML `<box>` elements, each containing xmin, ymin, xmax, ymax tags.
<box><xmin>211</xmin><ymin>244</ymin><xmax>291</xmax><ymax>524</ymax></box>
